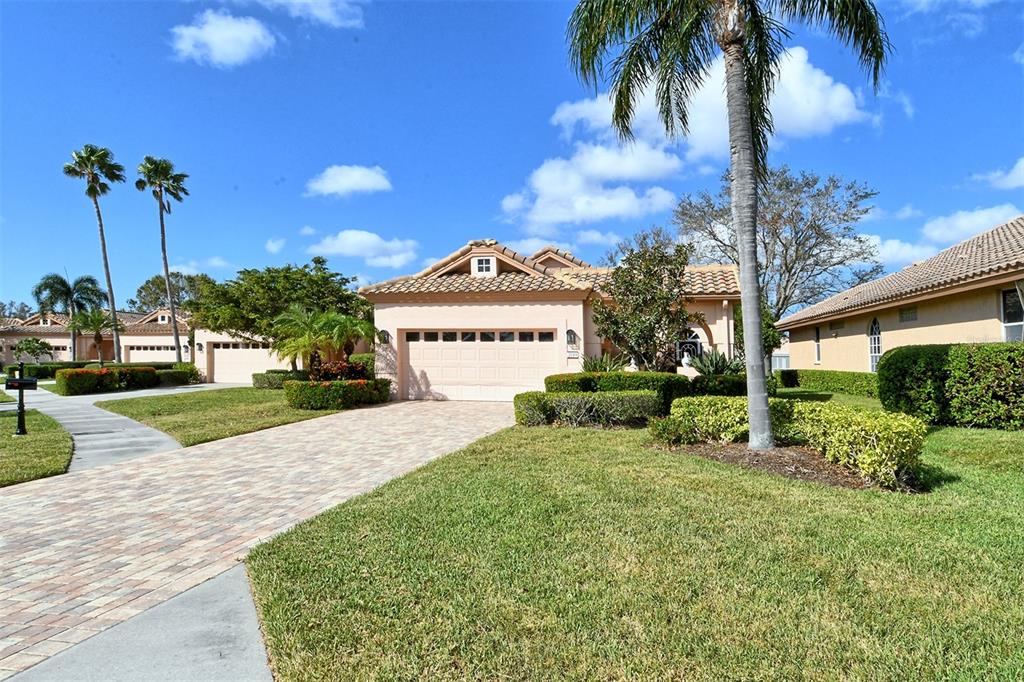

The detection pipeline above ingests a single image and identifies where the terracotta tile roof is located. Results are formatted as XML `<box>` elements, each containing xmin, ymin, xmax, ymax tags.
<box><xmin>0</xmin><ymin>310</ymin><xmax>186</xmax><ymax>336</ymax></box>
<box><xmin>362</xmin><ymin>272</ymin><xmax>584</xmax><ymax>295</ymax></box>
<box><xmin>561</xmin><ymin>265</ymin><xmax>741</xmax><ymax>297</ymax></box>
<box><xmin>531</xmin><ymin>245</ymin><xmax>591</xmax><ymax>267</ymax></box>
<box><xmin>778</xmin><ymin>215</ymin><xmax>1024</xmax><ymax>329</ymax></box>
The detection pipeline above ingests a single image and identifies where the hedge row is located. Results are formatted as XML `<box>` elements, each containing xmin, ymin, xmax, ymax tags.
<box><xmin>514</xmin><ymin>390</ymin><xmax>662</xmax><ymax>427</ymax></box>
<box><xmin>4</xmin><ymin>361</ymin><xmax>92</xmax><ymax>379</ymax></box>
<box><xmin>543</xmin><ymin>371</ymin><xmax>776</xmax><ymax>415</ymax></box>
<box><xmin>283</xmin><ymin>379</ymin><xmax>391</xmax><ymax>410</ymax></box>
<box><xmin>774</xmin><ymin>369</ymin><xmax>878</xmax><ymax>398</ymax></box>
<box><xmin>878</xmin><ymin>343</ymin><xmax>1024</xmax><ymax>429</ymax></box>
<box><xmin>157</xmin><ymin>369</ymin><xmax>191</xmax><ymax>386</ymax></box>
<box><xmin>253</xmin><ymin>370</ymin><xmax>310</xmax><ymax>389</ymax></box>
<box><xmin>54</xmin><ymin>367</ymin><xmax>160</xmax><ymax>395</ymax></box>
<box><xmin>84</xmin><ymin>361</ymin><xmax>180</xmax><ymax>371</ymax></box>
<box><xmin>348</xmin><ymin>352</ymin><xmax>375</xmax><ymax>377</ymax></box>
<box><xmin>653</xmin><ymin>396</ymin><xmax>926</xmax><ymax>488</ymax></box>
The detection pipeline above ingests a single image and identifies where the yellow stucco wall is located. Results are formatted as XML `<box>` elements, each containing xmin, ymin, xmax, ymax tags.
<box><xmin>787</xmin><ymin>285</ymin><xmax>1009</xmax><ymax>372</ymax></box>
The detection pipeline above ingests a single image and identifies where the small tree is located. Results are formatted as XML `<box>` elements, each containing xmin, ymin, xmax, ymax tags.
<box><xmin>127</xmin><ymin>272</ymin><xmax>213</xmax><ymax>311</ymax></box>
<box><xmin>69</xmin><ymin>309</ymin><xmax>124</xmax><ymax>367</ymax></box>
<box><xmin>14</xmin><ymin>338</ymin><xmax>55</xmax><ymax>362</ymax></box>
<box><xmin>592</xmin><ymin>229</ymin><xmax>697</xmax><ymax>372</ymax></box>
<box><xmin>272</xmin><ymin>306</ymin><xmax>376</xmax><ymax>378</ymax></box>
<box><xmin>734</xmin><ymin>299</ymin><xmax>783</xmax><ymax>368</ymax></box>
<box><xmin>31</xmin><ymin>273</ymin><xmax>106</xmax><ymax>361</ymax></box>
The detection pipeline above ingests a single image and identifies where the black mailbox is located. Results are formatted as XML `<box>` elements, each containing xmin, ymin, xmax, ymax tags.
<box><xmin>5</xmin><ymin>377</ymin><xmax>38</xmax><ymax>391</ymax></box>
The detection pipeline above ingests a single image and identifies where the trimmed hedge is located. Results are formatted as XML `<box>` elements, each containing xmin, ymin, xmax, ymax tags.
<box><xmin>283</xmin><ymin>379</ymin><xmax>391</xmax><ymax>410</ymax></box>
<box><xmin>157</xmin><ymin>369</ymin><xmax>191</xmax><ymax>386</ymax></box>
<box><xmin>253</xmin><ymin>370</ymin><xmax>310</xmax><ymax>389</ymax></box>
<box><xmin>4</xmin><ymin>362</ymin><xmax>91</xmax><ymax>379</ymax></box>
<box><xmin>84</xmin><ymin>361</ymin><xmax>179</xmax><ymax>371</ymax></box>
<box><xmin>779</xmin><ymin>369</ymin><xmax>878</xmax><ymax>398</ymax></box>
<box><xmin>877</xmin><ymin>343</ymin><xmax>1024</xmax><ymax>429</ymax></box>
<box><xmin>172</xmin><ymin>362</ymin><xmax>201</xmax><ymax>384</ymax></box>
<box><xmin>655</xmin><ymin>395</ymin><xmax>925</xmax><ymax>488</ymax></box>
<box><xmin>54</xmin><ymin>367</ymin><xmax>160</xmax><ymax>396</ymax></box>
<box><xmin>689</xmin><ymin>374</ymin><xmax>778</xmax><ymax>397</ymax></box>
<box><xmin>349</xmin><ymin>353</ymin><xmax>375</xmax><ymax>377</ymax></box>
<box><xmin>319</xmin><ymin>360</ymin><xmax>369</xmax><ymax>381</ymax></box>
<box><xmin>544</xmin><ymin>371</ymin><xmax>690</xmax><ymax>414</ymax></box>
<box><xmin>514</xmin><ymin>390</ymin><xmax>661</xmax><ymax>427</ymax></box>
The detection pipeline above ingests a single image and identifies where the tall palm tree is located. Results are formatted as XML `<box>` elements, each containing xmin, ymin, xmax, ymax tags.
<box><xmin>69</xmin><ymin>309</ymin><xmax>125</xmax><ymax>367</ymax></box>
<box><xmin>135</xmin><ymin>156</ymin><xmax>190</xmax><ymax>363</ymax></box>
<box><xmin>31</xmin><ymin>273</ymin><xmax>106</xmax><ymax>361</ymax></box>
<box><xmin>568</xmin><ymin>0</ymin><xmax>889</xmax><ymax>449</ymax></box>
<box><xmin>63</xmin><ymin>144</ymin><xmax>127</xmax><ymax>363</ymax></box>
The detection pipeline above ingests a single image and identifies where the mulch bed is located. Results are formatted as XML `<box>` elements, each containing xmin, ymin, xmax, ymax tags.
<box><xmin>672</xmin><ymin>442</ymin><xmax>871</xmax><ymax>490</ymax></box>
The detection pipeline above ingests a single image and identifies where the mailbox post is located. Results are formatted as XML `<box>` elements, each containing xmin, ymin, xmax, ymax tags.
<box><xmin>5</xmin><ymin>362</ymin><xmax>38</xmax><ymax>436</ymax></box>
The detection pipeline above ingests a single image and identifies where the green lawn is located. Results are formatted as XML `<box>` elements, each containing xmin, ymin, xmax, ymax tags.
<box><xmin>777</xmin><ymin>386</ymin><xmax>882</xmax><ymax>410</ymax></box>
<box><xmin>0</xmin><ymin>409</ymin><xmax>74</xmax><ymax>487</ymax></box>
<box><xmin>97</xmin><ymin>387</ymin><xmax>339</xmax><ymax>447</ymax></box>
<box><xmin>0</xmin><ymin>391</ymin><xmax>14</xmax><ymax>403</ymax></box>
<box><xmin>247</xmin><ymin>405</ymin><xmax>1024</xmax><ymax>680</ymax></box>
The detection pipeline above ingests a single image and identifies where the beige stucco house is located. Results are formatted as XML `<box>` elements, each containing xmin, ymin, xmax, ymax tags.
<box><xmin>777</xmin><ymin>215</ymin><xmax>1024</xmax><ymax>372</ymax></box>
<box><xmin>360</xmin><ymin>240</ymin><xmax>741</xmax><ymax>401</ymax></box>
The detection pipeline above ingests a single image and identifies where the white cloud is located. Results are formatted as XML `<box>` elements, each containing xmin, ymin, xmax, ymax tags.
<box><xmin>866</xmin><ymin>203</ymin><xmax>923</xmax><ymax>221</ymax></box>
<box><xmin>168</xmin><ymin>256</ymin><xmax>232</xmax><ymax>274</ymax></box>
<box><xmin>506</xmin><ymin>237</ymin><xmax>575</xmax><ymax>256</ymax></box>
<box><xmin>420</xmin><ymin>257</ymin><xmax>440</xmax><ymax>268</ymax></box>
<box><xmin>576</xmin><ymin>229</ymin><xmax>621</xmax><ymax>247</ymax></box>
<box><xmin>307</xmin><ymin>229</ymin><xmax>418</xmax><ymax>268</ymax></box>
<box><xmin>251</xmin><ymin>0</ymin><xmax>364</xmax><ymax>28</ymax></box>
<box><xmin>298</xmin><ymin>225</ymin><xmax>316</xmax><ymax>236</ymax></box>
<box><xmin>169</xmin><ymin>263</ymin><xmax>200</xmax><ymax>276</ymax></box>
<box><xmin>205</xmin><ymin>256</ymin><xmax>232</xmax><ymax>268</ymax></box>
<box><xmin>171</xmin><ymin>10</ymin><xmax>275</xmax><ymax>68</ymax></box>
<box><xmin>1014</xmin><ymin>43</ymin><xmax>1024</xmax><ymax>66</ymax></box>
<box><xmin>921</xmin><ymin>203</ymin><xmax>1022</xmax><ymax>244</ymax></box>
<box><xmin>305</xmin><ymin>165</ymin><xmax>392</xmax><ymax>198</ymax></box>
<box><xmin>265</xmin><ymin>237</ymin><xmax>286</xmax><ymax>254</ymax></box>
<box><xmin>864</xmin><ymin>235</ymin><xmax>938</xmax><ymax>266</ymax></box>
<box><xmin>895</xmin><ymin>204</ymin><xmax>923</xmax><ymax>220</ymax></box>
<box><xmin>973</xmin><ymin>157</ymin><xmax>1024</xmax><ymax>190</ymax></box>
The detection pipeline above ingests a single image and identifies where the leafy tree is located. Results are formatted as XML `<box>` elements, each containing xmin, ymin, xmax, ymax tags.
<box><xmin>271</xmin><ymin>306</ymin><xmax>375</xmax><ymax>378</ymax></box>
<box><xmin>568</xmin><ymin>0</ymin><xmax>890</xmax><ymax>449</ymax></box>
<box><xmin>14</xmin><ymin>338</ymin><xmax>55</xmax><ymax>362</ymax></box>
<box><xmin>189</xmin><ymin>257</ymin><xmax>364</xmax><ymax>342</ymax></box>
<box><xmin>135</xmin><ymin>156</ymin><xmax>190</xmax><ymax>362</ymax></box>
<box><xmin>63</xmin><ymin>144</ymin><xmax>126</xmax><ymax>362</ymax></box>
<box><xmin>591</xmin><ymin>229</ymin><xmax>696</xmax><ymax>372</ymax></box>
<box><xmin>734</xmin><ymin>299</ymin><xmax>783</xmax><ymax>365</ymax></box>
<box><xmin>69</xmin><ymin>309</ymin><xmax>125</xmax><ymax>367</ymax></box>
<box><xmin>675</xmin><ymin>166</ymin><xmax>883</xmax><ymax>320</ymax></box>
<box><xmin>1</xmin><ymin>301</ymin><xmax>32</xmax><ymax>319</ymax></box>
<box><xmin>127</xmin><ymin>272</ymin><xmax>214</xmax><ymax>311</ymax></box>
<box><xmin>31</xmin><ymin>273</ymin><xmax>106</xmax><ymax>360</ymax></box>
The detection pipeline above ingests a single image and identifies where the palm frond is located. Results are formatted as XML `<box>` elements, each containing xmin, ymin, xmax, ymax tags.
<box><xmin>741</xmin><ymin>0</ymin><xmax>788</xmax><ymax>178</ymax></box>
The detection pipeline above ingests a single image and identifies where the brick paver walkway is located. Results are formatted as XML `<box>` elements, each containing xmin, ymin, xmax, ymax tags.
<box><xmin>0</xmin><ymin>401</ymin><xmax>514</xmax><ymax>677</ymax></box>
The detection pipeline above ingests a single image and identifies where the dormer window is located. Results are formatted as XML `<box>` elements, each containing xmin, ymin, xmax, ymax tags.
<box><xmin>473</xmin><ymin>256</ymin><xmax>496</xmax><ymax>278</ymax></box>
<box><xmin>41</xmin><ymin>317</ymin><xmax>51</xmax><ymax>326</ymax></box>
<box><xmin>158</xmin><ymin>314</ymin><xmax>168</xmax><ymax>324</ymax></box>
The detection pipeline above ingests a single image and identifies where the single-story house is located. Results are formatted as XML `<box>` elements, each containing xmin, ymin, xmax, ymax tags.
<box><xmin>777</xmin><ymin>215</ymin><xmax>1024</xmax><ymax>372</ymax></box>
<box><xmin>360</xmin><ymin>240</ymin><xmax>742</xmax><ymax>401</ymax></box>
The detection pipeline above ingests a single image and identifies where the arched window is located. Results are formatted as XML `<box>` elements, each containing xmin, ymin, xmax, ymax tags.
<box><xmin>868</xmin><ymin>318</ymin><xmax>882</xmax><ymax>371</ymax></box>
<box><xmin>676</xmin><ymin>330</ymin><xmax>703</xmax><ymax>365</ymax></box>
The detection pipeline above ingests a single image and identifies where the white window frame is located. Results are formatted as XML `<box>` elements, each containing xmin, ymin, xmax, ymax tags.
<box><xmin>1002</xmin><ymin>287</ymin><xmax>1024</xmax><ymax>341</ymax></box>
<box><xmin>868</xmin><ymin>318</ymin><xmax>882</xmax><ymax>372</ymax></box>
<box><xmin>814</xmin><ymin>326</ymin><xmax>821</xmax><ymax>364</ymax></box>
<box><xmin>473</xmin><ymin>257</ymin><xmax>496</xmax><ymax>277</ymax></box>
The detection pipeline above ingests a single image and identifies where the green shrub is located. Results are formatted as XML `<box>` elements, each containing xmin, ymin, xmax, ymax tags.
<box><xmin>647</xmin><ymin>416</ymin><xmax>691</xmax><ymax>446</ymax></box>
<box><xmin>689</xmin><ymin>348</ymin><xmax>744</xmax><ymax>376</ymax></box>
<box><xmin>319</xmin><ymin>360</ymin><xmax>369</xmax><ymax>381</ymax></box>
<box><xmin>688</xmin><ymin>374</ymin><xmax>778</xmax><ymax>397</ymax></box>
<box><xmin>876</xmin><ymin>345</ymin><xmax>952</xmax><ymax>423</ymax></box>
<box><xmin>581</xmin><ymin>353</ymin><xmax>629</xmax><ymax>372</ymax></box>
<box><xmin>4</xmin><ymin>362</ymin><xmax>90</xmax><ymax>379</ymax></box>
<box><xmin>54</xmin><ymin>367</ymin><xmax>160</xmax><ymax>395</ymax></box>
<box><xmin>790</xmin><ymin>402</ymin><xmax>926</xmax><ymax>488</ymax></box>
<box><xmin>172</xmin><ymin>362</ymin><xmax>201</xmax><ymax>384</ymax></box>
<box><xmin>348</xmin><ymin>353</ymin><xmax>375</xmax><ymax>377</ymax></box>
<box><xmin>157</xmin><ymin>369</ymin><xmax>191</xmax><ymax>386</ymax></box>
<box><xmin>252</xmin><ymin>371</ymin><xmax>310</xmax><ymax>389</ymax></box>
<box><xmin>946</xmin><ymin>343</ymin><xmax>1024</xmax><ymax>430</ymax></box>
<box><xmin>792</xmin><ymin>369</ymin><xmax>878</xmax><ymax>398</ymax></box>
<box><xmin>665</xmin><ymin>395</ymin><xmax>925</xmax><ymax>487</ymax></box>
<box><xmin>513</xmin><ymin>390</ymin><xmax>661</xmax><ymax>427</ymax></box>
<box><xmin>544</xmin><ymin>371</ymin><xmax>689</xmax><ymax>414</ymax></box>
<box><xmin>283</xmin><ymin>379</ymin><xmax>391</xmax><ymax>410</ymax></box>
<box><xmin>777</xmin><ymin>369</ymin><xmax>799</xmax><ymax>388</ymax></box>
<box><xmin>513</xmin><ymin>391</ymin><xmax>551</xmax><ymax>426</ymax></box>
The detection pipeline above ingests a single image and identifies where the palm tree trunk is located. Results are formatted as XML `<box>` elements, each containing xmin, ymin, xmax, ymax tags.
<box><xmin>722</xmin><ymin>40</ymin><xmax>774</xmax><ymax>450</ymax></box>
<box><xmin>157</xmin><ymin>193</ymin><xmax>183</xmax><ymax>363</ymax></box>
<box><xmin>92</xmin><ymin>197</ymin><xmax>122</xmax><ymax>363</ymax></box>
<box><xmin>69</xmin><ymin>300</ymin><xmax>77</xmax><ymax>361</ymax></box>
<box><xmin>95</xmin><ymin>331</ymin><xmax>104</xmax><ymax>367</ymax></box>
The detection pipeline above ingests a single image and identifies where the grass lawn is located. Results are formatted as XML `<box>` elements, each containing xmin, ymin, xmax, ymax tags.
<box><xmin>97</xmin><ymin>387</ymin><xmax>339</xmax><ymax>447</ymax></box>
<box><xmin>0</xmin><ymin>410</ymin><xmax>74</xmax><ymax>487</ymax></box>
<box><xmin>777</xmin><ymin>386</ymin><xmax>882</xmax><ymax>410</ymax></box>
<box><xmin>248</xmin><ymin>403</ymin><xmax>1024</xmax><ymax>680</ymax></box>
<box><xmin>0</xmin><ymin>391</ymin><xmax>14</xmax><ymax>403</ymax></box>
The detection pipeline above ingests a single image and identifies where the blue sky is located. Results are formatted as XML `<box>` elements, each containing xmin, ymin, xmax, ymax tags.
<box><xmin>1</xmin><ymin>0</ymin><xmax>1022</xmax><ymax>308</ymax></box>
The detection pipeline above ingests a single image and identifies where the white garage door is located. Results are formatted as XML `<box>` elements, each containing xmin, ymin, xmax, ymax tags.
<box><xmin>404</xmin><ymin>329</ymin><xmax>559</xmax><ymax>401</ymax></box>
<box><xmin>208</xmin><ymin>342</ymin><xmax>288</xmax><ymax>384</ymax></box>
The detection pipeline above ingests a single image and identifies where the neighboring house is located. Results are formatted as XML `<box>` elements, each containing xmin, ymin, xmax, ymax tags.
<box><xmin>192</xmin><ymin>328</ymin><xmax>291</xmax><ymax>384</ymax></box>
<box><xmin>360</xmin><ymin>240</ymin><xmax>741</xmax><ymax>401</ymax></box>
<box><xmin>777</xmin><ymin>215</ymin><xmax>1024</xmax><ymax>372</ymax></box>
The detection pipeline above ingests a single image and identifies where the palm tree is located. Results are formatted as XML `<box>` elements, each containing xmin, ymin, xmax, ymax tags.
<box><xmin>31</xmin><ymin>273</ymin><xmax>106</xmax><ymax>361</ymax></box>
<box><xmin>568</xmin><ymin>0</ymin><xmax>889</xmax><ymax>449</ymax></box>
<box><xmin>271</xmin><ymin>306</ymin><xmax>377</xmax><ymax>378</ymax></box>
<box><xmin>69</xmin><ymin>309</ymin><xmax>125</xmax><ymax>367</ymax></box>
<box><xmin>324</xmin><ymin>313</ymin><xmax>376</xmax><ymax>360</ymax></box>
<box><xmin>135</xmin><ymin>157</ymin><xmax>190</xmax><ymax>363</ymax></box>
<box><xmin>63</xmin><ymin>144</ymin><xmax>127</xmax><ymax>363</ymax></box>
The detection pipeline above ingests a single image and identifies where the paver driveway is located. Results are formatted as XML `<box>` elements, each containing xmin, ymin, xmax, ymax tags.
<box><xmin>0</xmin><ymin>401</ymin><xmax>514</xmax><ymax>677</ymax></box>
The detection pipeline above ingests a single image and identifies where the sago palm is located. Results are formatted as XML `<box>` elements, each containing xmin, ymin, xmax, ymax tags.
<box><xmin>31</xmin><ymin>273</ymin><xmax>106</xmax><ymax>361</ymax></box>
<box><xmin>69</xmin><ymin>308</ymin><xmax>125</xmax><ymax>367</ymax></box>
<box><xmin>63</xmin><ymin>144</ymin><xmax>127</xmax><ymax>363</ymax></box>
<box><xmin>568</xmin><ymin>0</ymin><xmax>889</xmax><ymax>449</ymax></box>
<box><xmin>136</xmin><ymin>156</ymin><xmax>190</xmax><ymax>363</ymax></box>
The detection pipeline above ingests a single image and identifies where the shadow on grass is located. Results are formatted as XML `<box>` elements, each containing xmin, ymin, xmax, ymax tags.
<box><xmin>911</xmin><ymin>462</ymin><xmax>960</xmax><ymax>493</ymax></box>
<box><xmin>777</xmin><ymin>389</ymin><xmax>834</xmax><ymax>402</ymax></box>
